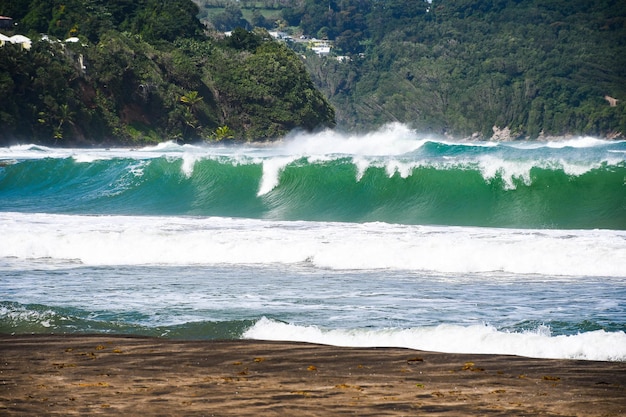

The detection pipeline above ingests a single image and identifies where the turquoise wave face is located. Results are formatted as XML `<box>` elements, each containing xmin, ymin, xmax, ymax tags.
<box><xmin>1</xmin><ymin>138</ymin><xmax>625</xmax><ymax>229</ymax></box>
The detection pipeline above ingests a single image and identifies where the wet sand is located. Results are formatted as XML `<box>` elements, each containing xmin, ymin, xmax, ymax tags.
<box><xmin>1</xmin><ymin>334</ymin><xmax>624</xmax><ymax>416</ymax></box>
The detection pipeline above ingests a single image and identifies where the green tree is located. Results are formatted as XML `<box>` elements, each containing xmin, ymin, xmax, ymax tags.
<box><xmin>0</xmin><ymin>0</ymin><xmax>337</xmax><ymax>145</ymax></box>
<box><xmin>251</xmin><ymin>9</ymin><xmax>272</xmax><ymax>29</ymax></box>
<box><xmin>180</xmin><ymin>90</ymin><xmax>203</xmax><ymax>111</ymax></box>
<box><xmin>53</xmin><ymin>103</ymin><xmax>75</xmax><ymax>141</ymax></box>
<box><xmin>211</xmin><ymin>3</ymin><xmax>250</xmax><ymax>31</ymax></box>
<box><xmin>211</xmin><ymin>125</ymin><xmax>235</xmax><ymax>141</ymax></box>
<box><xmin>224</xmin><ymin>27</ymin><xmax>262</xmax><ymax>51</ymax></box>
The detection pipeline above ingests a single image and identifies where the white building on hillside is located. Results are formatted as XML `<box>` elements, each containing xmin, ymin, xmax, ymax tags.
<box><xmin>8</xmin><ymin>34</ymin><xmax>31</xmax><ymax>49</ymax></box>
<box><xmin>311</xmin><ymin>41</ymin><xmax>331</xmax><ymax>56</ymax></box>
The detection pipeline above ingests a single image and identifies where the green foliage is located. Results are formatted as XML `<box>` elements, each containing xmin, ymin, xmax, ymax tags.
<box><xmin>129</xmin><ymin>0</ymin><xmax>204</xmax><ymax>43</ymax></box>
<box><xmin>180</xmin><ymin>90</ymin><xmax>203</xmax><ymax>108</ymax></box>
<box><xmin>2</xmin><ymin>0</ymin><xmax>205</xmax><ymax>42</ymax></box>
<box><xmin>0</xmin><ymin>40</ymin><xmax>78</xmax><ymax>142</ymax></box>
<box><xmin>190</xmin><ymin>0</ymin><xmax>625</xmax><ymax>138</ymax></box>
<box><xmin>223</xmin><ymin>27</ymin><xmax>262</xmax><ymax>51</ymax></box>
<box><xmin>211</xmin><ymin>125</ymin><xmax>235</xmax><ymax>141</ymax></box>
<box><xmin>210</xmin><ymin>3</ymin><xmax>251</xmax><ymax>31</ymax></box>
<box><xmin>296</xmin><ymin>0</ymin><xmax>626</xmax><ymax>138</ymax></box>
<box><xmin>0</xmin><ymin>0</ymin><xmax>335</xmax><ymax>145</ymax></box>
<box><xmin>207</xmin><ymin>32</ymin><xmax>335</xmax><ymax>140</ymax></box>
<box><xmin>9</xmin><ymin>0</ymin><xmax>621</xmax><ymax>143</ymax></box>
<box><xmin>251</xmin><ymin>9</ymin><xmax>273</xmax><ymax>30</ymax></box>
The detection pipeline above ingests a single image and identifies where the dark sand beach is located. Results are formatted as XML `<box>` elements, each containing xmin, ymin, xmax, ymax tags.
<box><xmin>1</xmin><ymin>334</ymin><xmax>624</xmax><ymax>416</ymax></box>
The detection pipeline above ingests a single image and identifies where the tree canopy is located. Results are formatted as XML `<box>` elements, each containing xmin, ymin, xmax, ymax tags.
<box><xmin>2</xmin><ymin>0</ymin><xmax>624</xmax><ymax>142</ymax></box>
<box><xmin>308</xmin><ymin>0</ymin><xmax>626</xmax><ymax>138</ymax></box>
<box><xmin>197</xmin><ymin>0</ymin><xmax>626</xmax><ymax>139</ymax></box>
<box><xmin>0</xmin><ymin>0</ymin><xmax>335</xmax><ymax>145</ymax></box>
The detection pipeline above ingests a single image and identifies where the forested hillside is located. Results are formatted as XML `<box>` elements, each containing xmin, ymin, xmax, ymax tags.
<box><xmin>0</xmin><ymin>0</ymin><xmax>335</xmax><ymax>145</ymax></box>
<box><xmin>199</xmin><ymin>0</ymin><xmax>626</xmax><ymax>139</ymax></box>
<box><xmin>2</xmin><ymin>0</ymin><xmax>624</xmax><ymax>143</ymax></box>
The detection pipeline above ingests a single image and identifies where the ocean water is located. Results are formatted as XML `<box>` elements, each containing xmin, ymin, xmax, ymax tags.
<box><xmin>1</xmin><ymin>124</ymin><xmax>625</xmax><ymax>361</ymax></box>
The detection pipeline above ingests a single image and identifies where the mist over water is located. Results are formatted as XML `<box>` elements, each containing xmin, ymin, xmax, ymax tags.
<box><xmin>1</xmin><ymin>125</ymin><xmax>625</xmax><ymax>361</ymax></box>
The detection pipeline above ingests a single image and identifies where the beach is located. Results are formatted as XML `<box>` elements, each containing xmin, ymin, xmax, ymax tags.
<box><xmin>1</xmin><ymin>334</ymin><xmax>624</xmax><ymax>416</ymax></box>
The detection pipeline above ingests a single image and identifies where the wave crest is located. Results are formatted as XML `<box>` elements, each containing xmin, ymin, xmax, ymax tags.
<box><xmin>244</xmin><ymin>317</ymin><xmax>626</xmax><ymax>361</ymax></box>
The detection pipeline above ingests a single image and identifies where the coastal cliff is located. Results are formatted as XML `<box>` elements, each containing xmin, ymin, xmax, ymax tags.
<box><xmin>0</xmin><ymin>1</ymin><xmax>335</xmax><ymax>146</ymax></box>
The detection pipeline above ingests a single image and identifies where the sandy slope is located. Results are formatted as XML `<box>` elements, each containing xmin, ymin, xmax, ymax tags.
<box><xmin>1</xmin><ymin>334</ymin><xmax>624</xmax><ymax>416</ymax></box>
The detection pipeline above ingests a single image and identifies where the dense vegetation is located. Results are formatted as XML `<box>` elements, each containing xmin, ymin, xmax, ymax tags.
<box><xmin>2</xmin><ymin>0</ymin><xmax>624</xmax><ymax>143</ymax></box>
<box><xmin>199</xmin><ymin>0</ymin><xmax>626</xmax><ymax>139</ymax></box>
<box><xmin>0</xmin><ymin>0</ymin><xmax>335</xmax><ymax>145</ymax></box>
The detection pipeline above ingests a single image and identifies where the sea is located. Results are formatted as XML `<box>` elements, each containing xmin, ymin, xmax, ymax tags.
<box><xmin>1</xmin><ymin>124</ymin><xmax>625</xmax><ymax>362</ymax></box>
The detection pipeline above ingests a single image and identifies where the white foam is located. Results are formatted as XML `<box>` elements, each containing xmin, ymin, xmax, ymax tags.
<box><xmin>506</xmin><ymin>136</ymin><xmax>623</xmax><ymax>150</ymax></box>
<box><xmin>475</xmin><ymin>155</ymin><xmax>616</xmax><ymax>189</ymax></box>
<box><xmin>282</xmin><ymin>123</ymin><xmax>429</xmax><ymax>156</ymax></box>
<box><xmin>477</xmin><ymin>156</ymin><xmax>527</xmax><ymax>189</ymax></box>
<box><xmin>545</xmin><ymin>136</ymin><xmax>614</xmax><ymax>149</ymax></box>
<box><xmin>138</xmin><ymin>140</ymin><xmax>187</xmax><ymax>152</ymax></box>
<box><xmin>180</xmin><ymin>153</ymin><xmax>200</xmax><ymax>178</ymax></box>
<box><xmin>71</xmin><ymin>153</ymin><xmax>108</xmax><ymax>163</ymax></box>
<box><xmin>243</xmin><ymin>317</ymin><xmax>626</xmax><ymax>361</ymax></box>
<box><xmin>352</xmin><ymin>157</ymin><xmax>371</xmax><ymax>181</ymax></box>
<box><xmin>0</xmin><ymin>303</ymin><xmax>62</xmax><ymax>329</ymax></box>
<box><xmin>1</xmin><ymin>213</ymin><xmax>624</xmax><ymax>277</ymax></box>
<box><xmin>257</xmin><ymin>156</ymin><xmax>297</xmax><ymax>195</ymax></box>
<box><xmin>384</xmin><ymin>159</ymin><xmax>415</xmax><ymax>178</ymax></box>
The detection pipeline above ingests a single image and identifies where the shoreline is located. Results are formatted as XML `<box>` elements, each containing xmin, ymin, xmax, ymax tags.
<box><xmin>1</xmin><ymin>334</ymin><xmax>624</xmax><ymax>416</ymax></box>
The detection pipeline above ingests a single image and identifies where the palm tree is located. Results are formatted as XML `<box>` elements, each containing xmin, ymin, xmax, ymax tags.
<box><xmin>213</xmin><ymin>125</ymin><xmax>234</xmax><ymax>142</ymax></box>
<box><xmin>57</xmin><ymin>104</ymin><xmax>74</xmax><ymax>130</ymax></box>
<box><xmin>180</xmin><ymin>91</ymin><xmax>203</xmax><ymax>113</ymax></box>
<box><xmin>54</xmin><ymin>104</ymin><xmax>75</xmax><ymax>142</ymax></box>
<box><xmin>180</xmin><ymin>91</ymin><xmax>203</xmax><ymax>139</ymax></box>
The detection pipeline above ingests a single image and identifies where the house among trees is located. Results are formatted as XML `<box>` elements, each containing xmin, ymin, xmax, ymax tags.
<box><xmin>310</xmin><ymin>40</ymin><xmax>331</xmax><ymax>56</ymax></box>
<box><xmin>0</xmin><ymin>33</ymin><xmax>31</xmax><ymax>49</ymax></box>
